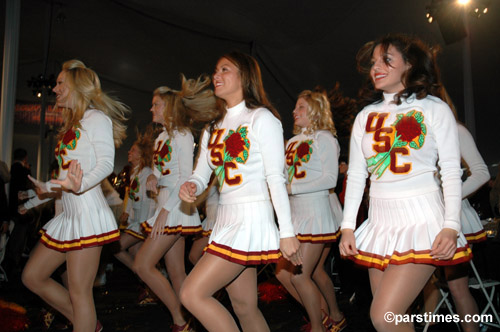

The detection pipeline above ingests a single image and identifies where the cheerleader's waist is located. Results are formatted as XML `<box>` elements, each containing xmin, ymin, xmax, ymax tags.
<box><xmin>370</xmin><ymin>172</ymin><xmax>440</xmax><ymax>199</ymax></box>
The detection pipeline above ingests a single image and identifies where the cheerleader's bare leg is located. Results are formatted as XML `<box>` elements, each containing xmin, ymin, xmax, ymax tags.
<box><xmin>312</xmin><ymin>245</ymin><xmax>343</xmax><ymax>321</ymax></box>
<box><xmin>66</xmin><ymin>245</ymin><xmax>102</xmax><ymax>332</ymax></box>
<box><xmin>369</xmin><ymin>263</ymin><xmax>435</xmax><ymax>332</ymax></box>
<box><xmin>114</xmin><ymin>232</ymin><xmax>142</xmax><ymax>272</ymax></box>
<box><xmin>22</xmin><ymin>243</ymin><xmax>73</xmax><ymax>321</ymax></box>
<box><xmin>225</xmin><ymin>265</ymin><xmax>269</xmax><ymax>332</ymax></box>
<box><xmin>128</xmin><ymin>241</ymin><xmax>142</xmax><ymax>256</ymax></box>
<box><xmin>447</xmin><ymin>275</ymin><xmax>479</xmax><ymax>332</ymax></box>
<box><xmin>290</xmin><ymin>242</ymin><xmax>327</xmax><ymax>332</ymax></box>
<box><xmin>163</xmin><ymin>236</ymin><xmax>185</xmax><ymax>296</ymax></box>
<box><xmin>188</xmin><ymin>236</ymin><xmax>209</xmax><ymax>265</ymax></box>
<box><xmin>134</xmin><ymin>233</ymin><xmax>186</xmax><ymax>326</ymax></box>
<box><xmin>276</xmin><ymin>256</ymin><xmax>330</xmax><ymax>315</ymax></box>
<box><xmin>180</xmin><ymin>252</ymin><xmax>247</xmax><ymax>332</ymax></box>
<box><xmin>276</xmin><ymin>257</ymin><xmax>300</xmax><ymax>298</ymax></box>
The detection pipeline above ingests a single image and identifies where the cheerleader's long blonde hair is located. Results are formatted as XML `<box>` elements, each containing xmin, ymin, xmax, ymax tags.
<box><xmin>58</xmin><ymin>59</ymin><xmax>129</xmax><ymax>147</ymax></box>
<box><xmin>154</xmin><ymin>74</ymin><xmax>217</xmax><ymax>137</ymax></box>
<box><xmin>293</xmin><ymin>90</ymin><xmax>337</xmax><ymax>136</ymax></box>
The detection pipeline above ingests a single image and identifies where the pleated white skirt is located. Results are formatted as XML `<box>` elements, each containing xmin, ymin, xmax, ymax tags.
<box><xmin>206</xmin><ymin>200</ymin><xmax>281</xmax><ymax>265</ymax></box>
<box><xmin>460</xmin><ymin>199</ymin><xmax>486</xmax><ymax>243</ymax></box>
<box><xmin>142</xmin><ymin>188</ymin><xmax>201</xmax><ymax>235</ymax></box>
<box><xmin>329</xmin><ymin>192</ymin><xmax>344</xmax><ymax>225</ymax></box>
<box><xmin>201</xmin><ymin>200</ymin><xmax>218</xmax><ymax>237</ymax></box>
<box><xmin>350</xmin><ymin>189</ymin><xmax>472</xmax><ymax>270</ymax></box>
<box><xmin>290</xmin><ymin>195</ymin><xmax>340</xmax><ymax>243</ymax></box>
<box><xmin>124</xmin><ymin>217</ymin><xmax>145</xmax><ymax>240</ymax></box>
<box><xmin>40</xmin><ymin>185</ymin><xmax>119</xmax><ymax>252</ymax></box>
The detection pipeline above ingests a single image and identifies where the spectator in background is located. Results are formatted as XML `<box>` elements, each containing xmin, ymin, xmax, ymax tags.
<box><xmin>5</xmin><ymin>148</ymin><xmax>33</xmax><ymax>277</ymax></box>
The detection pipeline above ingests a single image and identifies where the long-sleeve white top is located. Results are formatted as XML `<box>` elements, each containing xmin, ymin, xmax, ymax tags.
<box><xmin>188</xmin><ymin>101</ymin><xmax>295</xmax><ymax>238</ymax></box>
<box><xmin>152</xmin><ymin>129</ymin><xmax>195</xmax><ymax>212</ymax></box>
<box><xmin>285</xmin><ymin>129</ymin><xmax>339</xmax><ymax>197</ymax></box>
<box><xmin>341</xmin><ymin>93</ymin><xmax>462</xmax><ymax>232</ymax></box>
<box><xmin>458</xmin><ymin>124</ymin><xmax>490</xmax><ymax>198</ymax></box>
<box><xmin>46</xmin><ymin>109</ymin><xmax>115</xmax><ymax>194</ymax></box>
<box><xmin>125</xmin><ymin>166</ymin><xmax>156</xmax><ymax>223</ymax></box>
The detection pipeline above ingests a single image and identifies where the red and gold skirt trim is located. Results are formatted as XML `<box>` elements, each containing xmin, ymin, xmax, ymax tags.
<box><xmin>297</xmin><ymin>228</ymin><xmax>341</xmax><ymax>243</ymax></box>
<box><xmin>40</xmin><ymin>229</ymin><xmax>120</xmax><ymax>252</ymax></box>
<box><xmin>123</xmin><ymin>229</ymin><xmax>146</xmax><ymax>241</ymax></box>
<box><xmin>141</xmin><ymin>221</ymin><xmax>202</xmax><ymax>236</ymax></box>
<box><xmin>205</xmin><ymin>241</ymin><xmax>281</xmax><ymax>266</ymax></box>
<box><xmin>464</xmin><ymin>229</ymin><xmax>487</xmax><ymax>244</ymax></box>
<box><xmin>347</xmin><ymin>246</ymin><xmax>472</xmax><ymax>271</ymax></box>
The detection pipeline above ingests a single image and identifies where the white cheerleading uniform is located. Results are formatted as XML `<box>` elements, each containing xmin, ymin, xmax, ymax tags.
<box><xmin>457</xmin><ymin>124</ymin><xmax>490</xmax><ymax>243</ymax></box>
<box><xmin>189</xmin><ymin>101</ymin><xmax>295</xmax><ymax>265</ymax></box>
<box><xmin>40</xmin><ymin>109</ymin><xmax>120</xmax><ymax>252</ymax></box>
<box><xmin>201</xmin><ymin>183</ymin><xmax>219</xmax><ymax>237</ymax></box>
<box><xmin>329</xmin><ymin>190</ymin><xmax>343</xmax><ymax>227</ymax></box>
<box><xmin>124</xmin><ymin>166</ymin><xmax>156</xmax><ymax>240</ymax></box>
<box><xmin>285</xmin><ymin>129</ymin><xmax>341</xmax><ymax>243</ymax></box>
<box><xmin>341</xmin><ymin>93</ymin><xmax>471</xmax><ymax>270</ymax></box>
<box><xmin>141</xmin><ymin>129</ymin><xmax>201</xmax><ymax>235</ymax></box>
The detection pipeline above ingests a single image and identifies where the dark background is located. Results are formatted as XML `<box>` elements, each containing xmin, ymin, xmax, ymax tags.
<box><xmin>1</xmin><ymin>0</ymin><xmax>499</xmax><ymax>176</ymax></box>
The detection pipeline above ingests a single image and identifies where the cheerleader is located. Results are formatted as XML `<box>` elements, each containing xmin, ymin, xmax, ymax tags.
<box><xmin>442</xmin><ymin>121</ymin><xmax>489</xmax><ymax>332</ymax></box>
<box><xmin>114</xmin><ymin>134</ymin><xmax>156</xmax><ymax>272</ymax></box>
<box><xmin>132</xmin><ymin>75</ymin><xmax>215</xmax><ymax>332</ymax></box>
<box><xmin>276</xmin><ymin>90</ymin><xmax>345</xmax><ymax>332</ymax></box>
<box><xmin>22</xmin><ymin>59</ymin><xmax>129</xmax><ymax>332</ymax></box>
<box><xmin>179</xmin><ymin>51</ymin><xmax>301</xmax><ymax>332</ymax></box>
<box><xmin>456</xmin><ymin>123</ymin><xmax>490</xmax><ymax>244</ymax></box>
<box><xmin>188</xmin><ymin>175</ymin><xmax>219</xmax><ymax>265</ymax></box>
<box><xmin>339</xmin><ymin>34</ymin><xmax>472</xmax><ymax>331</ymax></box>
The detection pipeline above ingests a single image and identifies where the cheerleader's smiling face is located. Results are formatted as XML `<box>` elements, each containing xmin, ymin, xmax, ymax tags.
<box><xmin>370</xmin><ymin>44</ymin><xmax>410</xmax><ymax>93</ymax></box>
<box><xmin>150</xmin><ymin>95</ymin><xmax>166</xmax><ymax>125</ymax></box>
<box><xmin>213</xmin><ymin>57</ymin><xmax>243</xmax><ymax>108</ymax></box>
<box><xmin>293</xmin><ymin>97</ymin><xmax>311</xmax><ymax>129</ymax></box>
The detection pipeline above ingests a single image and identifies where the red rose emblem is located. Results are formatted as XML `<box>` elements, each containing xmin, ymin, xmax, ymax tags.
<box><xmin>225</xmin><ymin>133</ymin><xmax>245</xmax><ymax>158</ymax></box>
<box><xmin>130</xmin><ymin>179</ymin><xmax>138</xmax><ymax>191</ymax></box>
<box><xmin>395</xmin><ymin>116</ymin><xmax>421</xmax><ymax>143</ymax></box>
<box><xmin>62</xmin><ymin>129</ymin><xmax>76</xmax><ymax>145</ymax></box>
<box><xmin>159</xmin><ymin>143</ymin><xmax>170</xmax><ymax>158</ymax></box>
<box><xmin>296</xmin><ymin>142</ymin><xmax>310</xmax><ymax>159</ymax></box>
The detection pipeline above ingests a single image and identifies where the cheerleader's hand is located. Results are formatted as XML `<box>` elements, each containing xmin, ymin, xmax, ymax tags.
<box><xmin>280</xmin><ymin>236</ymin><xmax>302</xmax><ymax>266</ymax></box>
<box><xmin>339</xmin><ymin>229</ymin><xmax>359</xmax><ymax>256</ymax></box>
<box><xmin>50</xmin><ymin>160</ymin><xmax>82</xmax><ymax>193</ymax></box>
<box><xmin>150</xmin><ymin>208</ymin><xmax>168</xmax><ymax>239</ymax></box>
<box><xmin>430</xmin><ymin>228</ymin><xmax>457</xmax><ymax>260</ymax></box>
<box><xmin>179</xmin><ymin>182</ymin><xmax>197</xmax><ymax>203</ymax></box>
<box><xmin>27</xmin><ymin>175</ymin><xmax>49</xmax><ymax>194</ymax></box>
<box><xmin>146</xmin><ymin>174</ymin><xmax>158</xmax><ymax>194</ymax></box>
